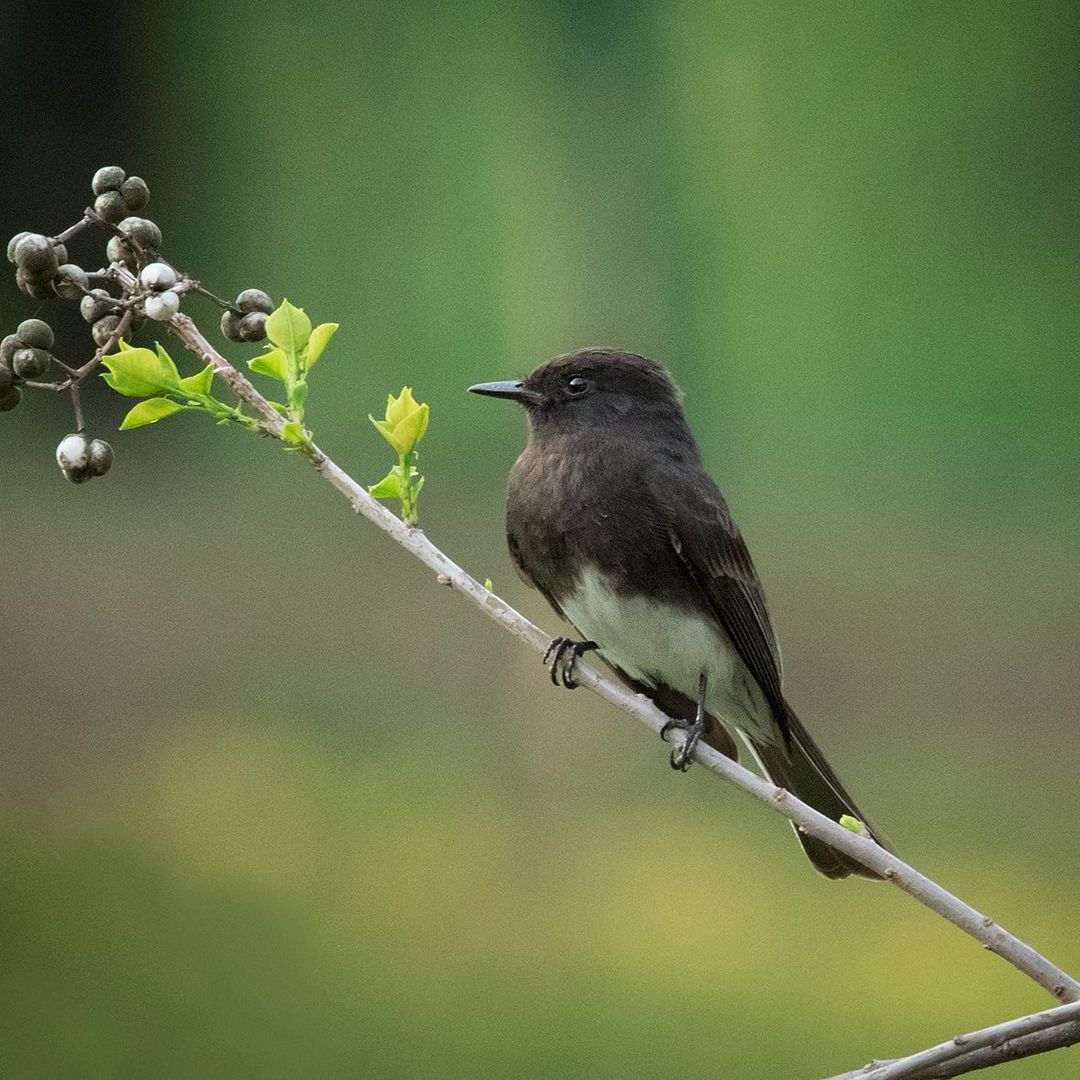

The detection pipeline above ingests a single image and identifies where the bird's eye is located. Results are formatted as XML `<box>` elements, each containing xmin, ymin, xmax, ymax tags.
<box><xmin>566</xmin><ymin>376</ymin><xmax>591</xmax><ymax>396</ymax></box>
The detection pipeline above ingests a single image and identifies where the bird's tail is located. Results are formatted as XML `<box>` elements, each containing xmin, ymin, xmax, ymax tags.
<box><xmin>745</xmin><ymin>702</ymin><xmax>893</xmax><ymax>880</ymax></box>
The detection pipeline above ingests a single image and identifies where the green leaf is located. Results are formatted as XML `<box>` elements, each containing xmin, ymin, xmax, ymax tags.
<box><xmin>265</xmin><ymin>299</ymin><xmax>311</xmax><ymax>356</ymax></box>
<box><xmin>839</xmin><ymin>815</ymin><xmax>869</xmax><ymax>836</ymax></box>
<box><xmin>484</xmin><ymin>578</ymin><xmax>493</xmax><ymax>591</ymax></box>
<box><xmin>289</xmin><ymin>380</ymin><xmax>308</xmax><ymax>413</ymax></box>
<box><xmin>369</xmin><ymin>414</ymin><xmax>400</xmax><ymax>450</ymax></box>
<box><xmin>304</xmin><ymin>322</ymin><xmax>338</xmax><ymax>369</ymax></box>
<box><xmin>385</xmin><ymin>386</ymin><xmax>419</xmax><ymax>426</ymax></box>
<box><xmin>119</xmin><ymin>397</ymin><xmax>185</xmax><ymax>429</ymax></box>
<box><xmin>368</xmin><ymin>469</ymin><xmax>402</xmax><ymax>499</ymax></box>
<box><xmin>280</xmin><ymin>421</ymin><xmax>307</xmax><ymax>446</ymax></box>
<box><xmin>268</xmin><ymin>401</ymin><xmax>288</xmax><ymax>414</ymax></box>
<box><xmin>154</xmin><ymin>342</ymin><xmax>183</xmax><ymax>385</ymax></box>
<box><xmin>180</xmin><ymin>362</ymin><xmax>215</xmax><ymax>396</ymax></box>
<box><xmin>393</xmin><ymin>402</ymin><xmax>429</xmax><ymax>452</ymax></box>
<box><xmin>248</xmin><ymin>349</ymin><xmax>288</xmax><ymax>382</ymax></box>
<box><xmin>100</xmin><ymin>346</ymin><xmax>183</xmax><ymax>398</ymax></box>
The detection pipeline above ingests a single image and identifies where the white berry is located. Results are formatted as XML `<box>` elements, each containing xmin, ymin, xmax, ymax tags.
<box><xmin>145</xmin><ymin>290</ymin><xmax>181</xmax><ymax>321</ymax></box>
<box><xmin>139</xmin><ymin>262</ymin><xmax>179</xmax><ymax>291</ymax></box>
<box><xmin>56</xmin><ymin>433</ymin><xmax>91</xmax><ymax>472</ymax></box>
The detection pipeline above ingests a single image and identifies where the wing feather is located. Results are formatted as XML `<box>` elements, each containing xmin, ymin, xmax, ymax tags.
<box><xmin>652</xmin><ymin>472</ymin><xmax>787</xmax><ymax>729</ymax></box>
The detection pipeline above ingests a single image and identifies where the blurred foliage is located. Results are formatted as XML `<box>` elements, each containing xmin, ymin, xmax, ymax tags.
<box><xmin>1</xmin><ymin>0</ymin><xmax>1077</xmax><ymax>1076</ymax></box>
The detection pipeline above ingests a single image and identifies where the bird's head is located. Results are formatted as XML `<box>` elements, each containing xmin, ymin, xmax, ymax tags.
<box><xmin>468</xmin><ymin>349</ymin><xmax>686</xmax><ymax>437</ymax></box>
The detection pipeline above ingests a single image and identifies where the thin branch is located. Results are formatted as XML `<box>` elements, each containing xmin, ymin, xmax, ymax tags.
<box><xmin>831</xmin><ymin>1003</ymin><xmax>1080</xmax><ymax>1079</ymax></box>
<box><xmin>69</xmin><ymin>383</ymin><xmax>85</xmax><ymax>433</ymax></box>
<box><xmin>911</xmin><ymin>1022</ymin><xmax>1080</xmax><ymax>1078</ymax></box>
<box><xmin>156</xmin><ymin>311</ymin><xmax>1079</xmax><ymax>1076</ymax></box>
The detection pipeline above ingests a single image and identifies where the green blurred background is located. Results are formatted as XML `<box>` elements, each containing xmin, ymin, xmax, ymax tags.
<box><xmin>2</xmin><ymin>2</ymin><xmax>1078</xmax><ymax>1076</ymax></box>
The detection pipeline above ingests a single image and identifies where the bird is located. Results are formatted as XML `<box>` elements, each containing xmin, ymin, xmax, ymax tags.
<box><xmin>468</xmin><ymin>349</ymin><xmax>890</xmax><ymax>879</ymax></box>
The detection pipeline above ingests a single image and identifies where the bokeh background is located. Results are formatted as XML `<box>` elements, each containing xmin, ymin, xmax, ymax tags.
<box><xmin>2</xmin><ymin>2</ymin><xmax>1078</xmax><ymax>1077</ymax></box>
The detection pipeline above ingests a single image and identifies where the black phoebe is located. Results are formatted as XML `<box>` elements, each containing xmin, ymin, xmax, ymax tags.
<box><xmin>470</xmin><ymin>349</ymin><xmax>889</xmax><ymax>879</ymax></box>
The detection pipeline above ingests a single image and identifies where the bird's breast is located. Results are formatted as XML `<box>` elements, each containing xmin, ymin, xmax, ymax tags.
<box><xmin>559</xmin><ymin>564</ymin><xmax>771</xmax><ymax>738</ymax></box>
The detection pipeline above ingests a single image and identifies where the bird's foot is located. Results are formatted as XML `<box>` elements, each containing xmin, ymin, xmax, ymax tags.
<box><xmin>544</xmin><ymin>637</ymin><xmax>599</xmax><ymax>689</ymax></box>
<box><xmin>660</xmin><ymin>716</ymin><xmax>704</xmax><ymax>771</ymax></box>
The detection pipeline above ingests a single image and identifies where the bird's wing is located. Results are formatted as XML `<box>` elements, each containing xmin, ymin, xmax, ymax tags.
<box><xmin>650</xmin><ymin>470</ymin><xmax>786</xmax><ymax>720</ymax></box>
<box><xmin>507</xmin><ymin>527</ymin><xmax>567</xmax><ymax>620</ymax></box>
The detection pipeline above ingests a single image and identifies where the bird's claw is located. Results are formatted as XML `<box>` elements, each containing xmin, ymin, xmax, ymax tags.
<box><xmin>544</xmin><ymin>637</ymin><xmax>599</xmax><ymax>689</ymax></box>
<box><xmin>660</xmin><ymin>717</ymin><xmax>704</xmax><ymax>771</ymax></box>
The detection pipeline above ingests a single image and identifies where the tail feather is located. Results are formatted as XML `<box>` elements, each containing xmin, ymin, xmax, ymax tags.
<box><xmin>745</xmin><ymin>702</ymin><xmax>893</xmax><ymax>880</ymax></box>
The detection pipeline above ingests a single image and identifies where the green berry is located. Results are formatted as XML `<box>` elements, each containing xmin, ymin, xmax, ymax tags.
<box><xmin>92</xmin><ymin>315</ymin><xmax>122</xmax><ymax>348</ymax></box>
<box><xmin>15</xmin><ymin>268</ymin><xmax>55</xmax><ymax>300</ymax></box>
<box><xmin>106</xmin><ymin>235</ymin><xmax>134</xmax><ymax>267</ymax></box>
<box><xmin>12</xmin><ymin>347</ymin><xmax>50</xmax><ymax>380</ymax></box>
<box><xmin>0</xmin><ymin>335</ymin><xmax>19</xmax><ymax>365</ymax></box>
<box><xmin>238</xmin><ymin>312</ymin><xmax>268</xmax><ymax>342</ymax></box>
<box><xmin>92</xmin><ymin>166</ymin><xmax>126</xmax><ymax>195</ymax></box>
<box><xmin>220</xmin><ymin>310</ymin><xmax>244</xmax><ymax>342</ymax></box>
<box><xmin>16</xmin><ymin>318</ymin><xmax>54</xmax><ymax>350</ymax></box>
<box><xmin>119</xmin><ymin>176</ymin><xmax>149</xmax><ymax>211</ymax></box>
<box><xmin>139</xmin><ymin>262</ymin><xmax>178</xmax><ymax>291</ymax></box>
<box><xmin>0</xmin><ymin>386</ymin><xmax>20</xmax><ymax>412</ymax></box>
<box><xmin>144</xmin><ymin>290</ymin><xmax>180</xmax><ymax>321</ymax></box>
<box><xmin>6</xmin><ymin>231</ymin><xmax>31</xmax><ymax>264</ymax></box>
<box><xmin>87</xmin><ymin>439</ymin><xmax>114</xmax><ymax>477</ymax></box>
<box><xmin>80</xmin><ymin>289</ymin><xmax>118</xmax><ymax>323</ymax></box>
<box><xmin>118</xmin><ymin>216</ymin><xmax>162</xmax><ymax>249</ymax></box>
<box><xmin>94</xmin><ymin>191</ymin><xmax>128</xmax><ymax>225</ymax></box>
<box><xmin>236</xmin><ymin>288</ymin><xmax>273</xmax><ymax>314</ymax></box>
<box><xmin>13</xmin><ymin>234</ymin><xmax>57</xmax><ymax>274</ymax></box>
<box><xmin>54</xmin><ymin>264</ymin><xmax>90</xmax><ymax>300</ymax></box>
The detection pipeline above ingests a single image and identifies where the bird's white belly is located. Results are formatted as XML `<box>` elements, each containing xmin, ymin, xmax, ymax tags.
<box><xmin>560</xmin><ymin>566</ymin><xmax>774</xmax><ymax>740</ymax></box>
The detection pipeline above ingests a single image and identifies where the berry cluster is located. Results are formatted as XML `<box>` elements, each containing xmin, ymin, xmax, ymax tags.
<box><xmin>221</xmin><ymin>288</ymin><xmax>273</xmax><ymax>343</ymax></box>
<box><xmin>0</xmin><ymin>318</ymin><xmax>59</xmax><ymax>409</ymax></box>
<box><xmin>91</xmin><ymin>166</ymin><xmax>150</xmax><ymax>225</ymax></box>
<box><xmin>8</xmin><ymin>232</ymin><xmax>77</xmax><ymax>301</ymax></box>
<box><xmin>3</xmin><ymin>164</ymin><xmax>277</xmax><ymax>483</ymax></box>
<box><xmin>55</xmin><ymin>432</ymin><xmax>113</xmax><ymax>484</ymax></box>
<box><xmin>79</xmin><ymin>287</ymin><xmax>127</xmax><ymax>347</ymax></box>
<box><xmin>139</xmin><ymin>262</ymin><xmax>181</xmax><ymax>321</ymax></box>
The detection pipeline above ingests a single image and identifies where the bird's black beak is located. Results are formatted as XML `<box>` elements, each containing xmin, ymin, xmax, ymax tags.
<box><xmin>467</xmin><ymin>380</ymin><xmax>537</xmax><ymax>404</ymax></box>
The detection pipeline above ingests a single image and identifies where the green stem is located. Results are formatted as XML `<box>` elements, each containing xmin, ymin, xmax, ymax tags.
<box><xmin>399</xmin><ymin>450</ymin><xmax>417</xmax><ymax>526</ymax></box>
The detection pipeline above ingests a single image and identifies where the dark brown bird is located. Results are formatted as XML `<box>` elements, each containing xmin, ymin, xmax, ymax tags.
<box><xmin>469</xmin><ymin>349</ymin><xmax>890</xmax><ymax>879</ymax></box>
